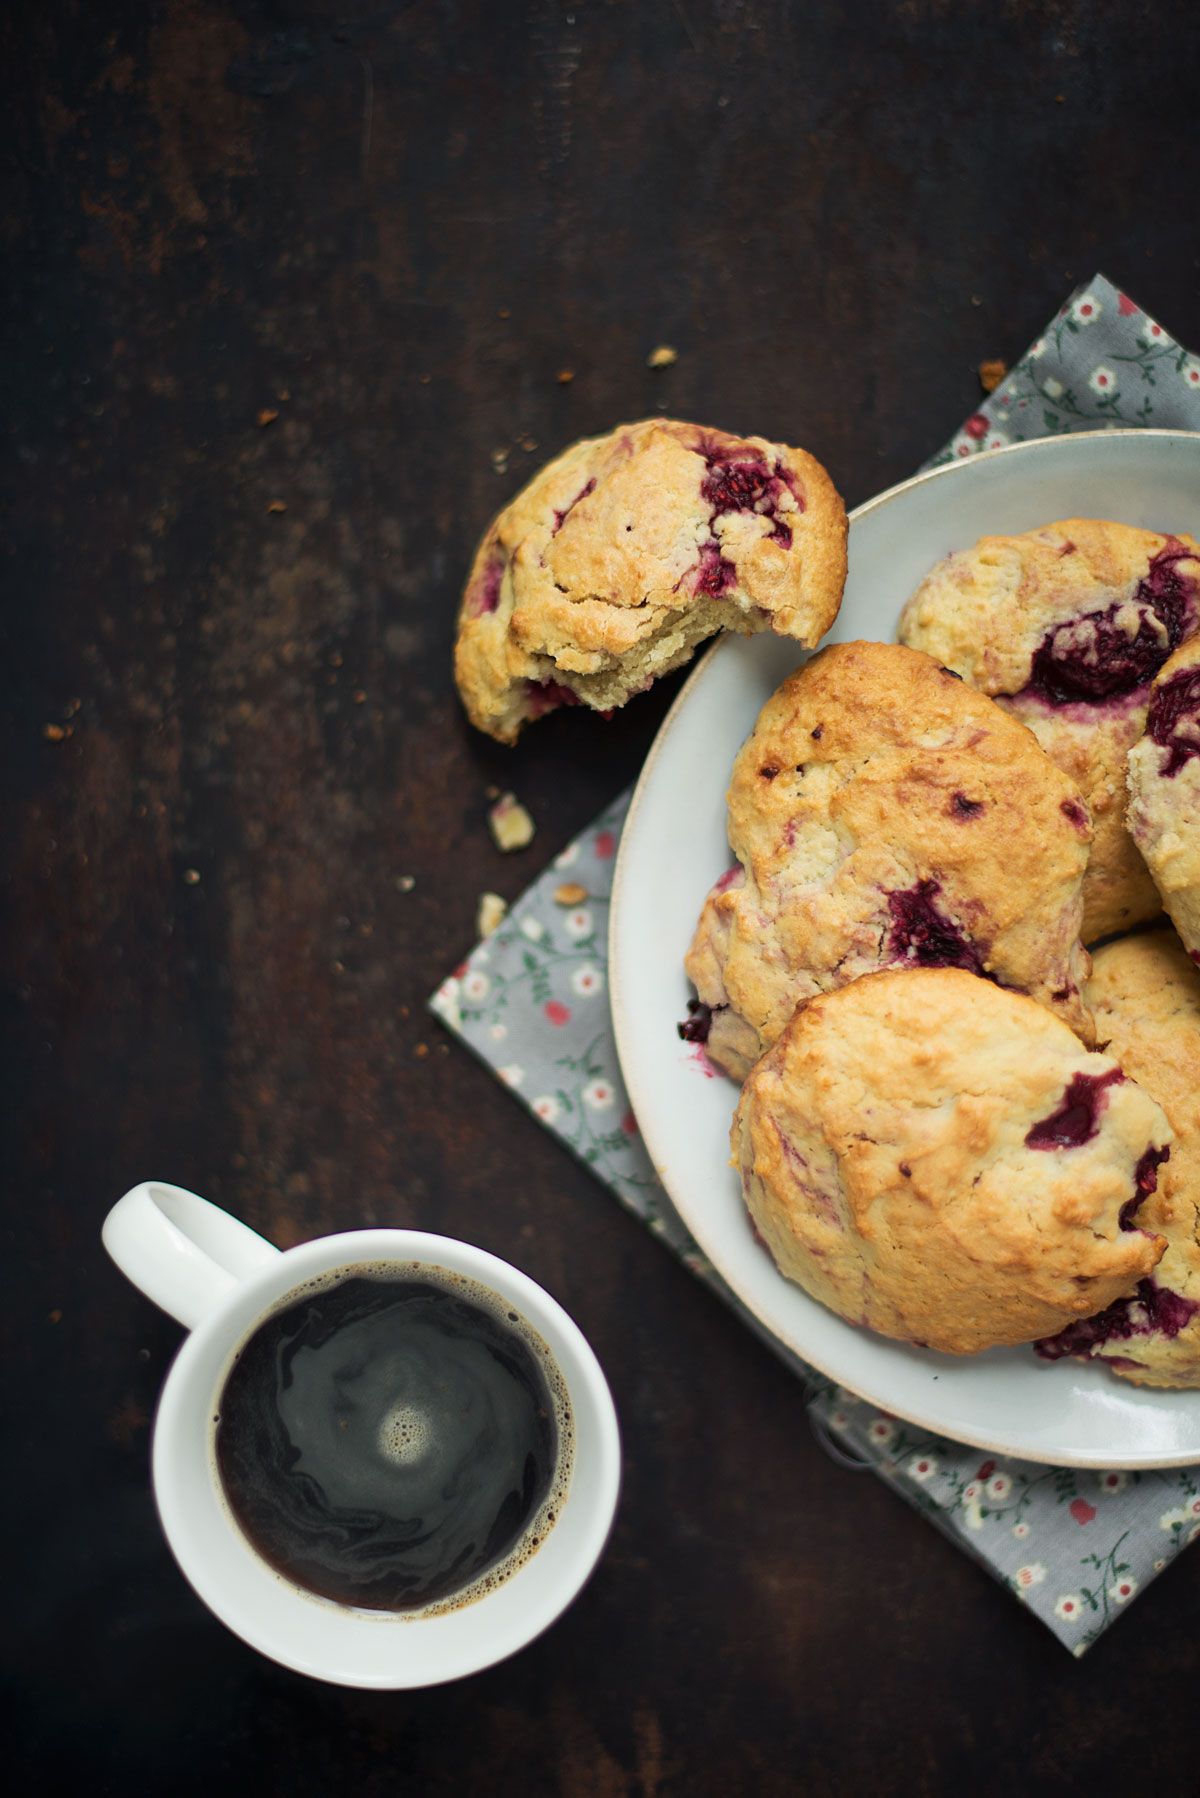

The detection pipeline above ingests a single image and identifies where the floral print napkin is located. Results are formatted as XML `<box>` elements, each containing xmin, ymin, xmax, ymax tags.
<box><xmin>431</xmin><ymin>274</ymin><xmax>1200</xmax><ymax>1653</ymax></box>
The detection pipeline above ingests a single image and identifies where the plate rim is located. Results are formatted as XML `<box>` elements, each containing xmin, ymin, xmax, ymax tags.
<box><xmin>610</xmin><ymin>426</ymin><xmax>1200</xmax><ymax>1468</ymax></box>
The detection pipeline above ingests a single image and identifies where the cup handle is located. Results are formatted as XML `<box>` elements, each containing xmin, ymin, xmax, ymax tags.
<box><xmin>102</xmin><ymin>1182</ymin><xmax>281</xmax><ymax>1330</ymax></box>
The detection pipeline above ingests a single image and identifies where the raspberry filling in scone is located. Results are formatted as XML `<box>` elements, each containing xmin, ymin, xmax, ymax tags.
<box><xmin>731</xmin><ymin>968</ymin><xmax>1169</xmax><ymax>1356</ymax></box>
<box><xmin>684</xmin><ymin>641</ymin><xmax>1095</xmax><ymax>1083</ymax></box>
<box><xmin>898</xmin><ymin>520</ymin><xmax>1200</xmax><ymax>941</ymax></box>
<box><xmin>1036</xmin><ymin>931</ymin><xmax>1200</xmax><ymax>1386</ymax></box>
<box><xmin>1127</xmin><ymin>637</ymin><xmax>1200</xmax><ymax>960</ymax></box>
<box><xmin>453</xmin><ymin>418</ymin><xmax>848</xmax><ymax>743</ymax></box>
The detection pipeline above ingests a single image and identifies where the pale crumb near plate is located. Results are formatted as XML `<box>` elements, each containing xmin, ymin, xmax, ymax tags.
<box><xmin>554</xmin><ymin>882</ymin><xmax>588</xmax><ymax>906</ymax></box>
<box><xmin>489</xmin><ymin>792</ymin><xmax>535</xmax><ymax>851</ymax></box>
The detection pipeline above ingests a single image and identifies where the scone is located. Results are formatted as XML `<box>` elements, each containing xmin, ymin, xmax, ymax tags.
<box><xmin>1126</xmin><ymin>636</ymin><xmax>1200</xmax><ymax>959</ymax></box>
<box><xmin>454</xmin><ymin>418</ymin><xmax>847</xmax><ymax>743</ymax></box>
<box><xmin>1037</xmin><ymin>931</ymin><xmax>1200</xmax><ymax>1386</ymax></box>
<box><xmin>897</xmin><ymin>519</ymin><xmax>1200</xmax><ymax>941</ymax></box>
<box><xmin>731</xmin><ymin>968</ymin><xmax>1170</xmax><ymax>1356</ymax></box>
<box><xmin>684</xmin><ymin>640</ymin><xmax>1095</xmax><ymax>1083</ymax></box>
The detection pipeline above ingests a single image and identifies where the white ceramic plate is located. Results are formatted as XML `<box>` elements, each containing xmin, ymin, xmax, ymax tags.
<box><xmin>611</xmin><ymin>429</ymin><xmax>1200</xmax><ymax>1468</ymax></box>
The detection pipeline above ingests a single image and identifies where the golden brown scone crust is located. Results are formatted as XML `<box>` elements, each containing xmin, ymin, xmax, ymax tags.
<box><xmin>454</xmin><ymin>418</ymin><xmax>847</xmax><ymax>742</ymax></box>
<box><xmin>897</xmin><ymin>519</ymin><xmax>1200</xmax><ymax>941</ymax></box>
<box><xmin>685</xmin><ymin>641</ymin><xmax>1095</xmax><ymax>1082</ymax></box>
<box><xmin>1036</xmin><ymin>932</ymin><xmax>1200</xmax><ymax>1387</ymax></box>
<box><xmin>731</xmin><ymin>968</ymin><xmax>1169</xmax><ymax>1356</ymax></box>
<box><xmin>1126</xmin><ymin>636</ymin><xmax>1200</xmax><ymax>960</ymax></box>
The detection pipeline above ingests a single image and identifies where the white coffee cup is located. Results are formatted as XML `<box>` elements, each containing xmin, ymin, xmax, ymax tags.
<box><xmin>102</xmin><ymin>1182</ymin><xmax>621</xmax><ymax>1688</ymax></box>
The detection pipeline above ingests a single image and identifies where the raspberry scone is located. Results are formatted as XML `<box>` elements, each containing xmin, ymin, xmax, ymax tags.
<box><xmin>1037</xmin><ymin>931</ymin><xmax>1200</xmax><ymax>1386</ymax></box>
<box><xmin>897</xmin><ymin>519</ymin><xmax>1200</xmax><ymax>941</ymax></box>
<box><xmin>454</xmin><ymin>418</ymin><xmax>848</xmax><ymax>743</ymax></box>
<box><xmin>731</xmin><ymin>968</ymin><xmax>1170</xmax><ymax>1356</ymax></box>
<box><xmin>684</xmin><ymin>640</ymin><xmax>1095</xmax><ymax>1083</ymax></box>
<box><xmin>1126</xmin><ymin>636</ymin><xmax>1200</xmax><ymax>960</ymax></box>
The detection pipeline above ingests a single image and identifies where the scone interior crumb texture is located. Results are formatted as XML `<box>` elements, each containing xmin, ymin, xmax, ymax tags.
<box><xmin>897</xmin><ymin>518</ymin><xmax>1200</xmax><ymax>942</ymax></box>
<box><xmin>1035</xmin><ymin>931</ymin><xmax>1200</xmax><ymax>1386</ymax></box>
<box><xmin>454</xmin><ymin>418</ymin><xmax>848</xmax><ymax>743</ymax></box>
<box><xmin>732</xmin><ymin>969</ymin><xmax>1171</xmax><ymax>1357</ymax></box>
<box><xmin>685</xmin><ymin>640</ymin><xmax>1095</xmax><ymax>1083</ymax></box>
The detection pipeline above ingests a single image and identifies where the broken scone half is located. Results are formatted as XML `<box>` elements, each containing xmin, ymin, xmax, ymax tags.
<box><xmin>454</xmin><ymin>417</ymin><xmax>848</xmax><ymax>743</ymax></box>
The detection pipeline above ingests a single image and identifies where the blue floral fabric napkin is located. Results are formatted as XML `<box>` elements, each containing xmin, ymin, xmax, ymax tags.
<box><xmin>431</xmin><ymin>275</ymin><xmax>1200</xmax><ymax>1654</ymax></box>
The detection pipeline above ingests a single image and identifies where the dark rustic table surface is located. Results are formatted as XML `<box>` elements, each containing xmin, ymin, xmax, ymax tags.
<box><xmin>7</xmin><ymin>2</ymin><xmax>1200</xmax><ymax>1791</ymax></box>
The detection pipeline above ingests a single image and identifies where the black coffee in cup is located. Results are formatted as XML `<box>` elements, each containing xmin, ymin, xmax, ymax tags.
<box><xmin>212</xmin><ymin>1263</ymin><xmax>572</xmax><ymax>1613</ymax></box>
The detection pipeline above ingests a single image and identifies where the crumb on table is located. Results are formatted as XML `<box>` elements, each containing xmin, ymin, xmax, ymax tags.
<box><xmin>488</xmin><ymin>792</ymin><xmax>535</xmax><ymax>851</ymax></box>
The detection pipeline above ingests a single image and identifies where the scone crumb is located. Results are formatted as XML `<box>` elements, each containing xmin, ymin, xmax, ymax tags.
<box><xmin>978</xmin><ymin>359</ymin><xmax>1007</xmax><ymax>392</ymax></box>
<box><xmin>477</xmin><ymin>891</ymin><xmax>508</xmax><ymax>938</ymax></box>
<box><xmin>266</xmin><ymin>499</ymin><xmax>287</xmax><ymax>513</ymax></box>
<box><xmin>554</xmin><ymin>881</ymin><xmax>588</xmax><ymax>906</ymax></box>
<box><xmin>256</xmin><ymin>407</ymin><xmax>279</xmax><ymax>427</ymax></box>
<box><xmin>646</xmin><ymin>344</ymin><xmax>677</xmax><ymax>368</ymax></box>
<box><xmin>488</xmin><ymin>792</ymin><xmax>535</xmax><ymax>851</ymax></box>
<box><xmin>395</xmin><ymin>873</ymin><xmax>416</xmax><ymax>892</ymax></box>
<box><xmin>556</xmin><ymin>368</ymin><xmax>575</xmax><ymax>384</ymax></box>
